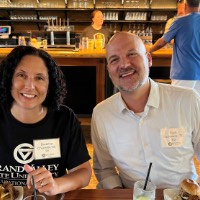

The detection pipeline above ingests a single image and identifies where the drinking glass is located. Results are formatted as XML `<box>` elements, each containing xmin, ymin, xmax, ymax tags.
<box><xmin>88</xmin><ymin>39</ymin><xmax>94</xmax><ymax>51</ymax></box>
<box><xmin>23</xmin><ymin>195</ymin><xmax>46</xmax><ymax>200</ymax></box>
<box><xmin>133</xmin><ymin>180</ymin><xmax>156</xmax><ymax>200</ymax></box>
<box><xmin>42</xmin><ymin>39</ymin><xmax>48</xmax><ymax>49</ymax></box>
<box><xmin>95</xmin><ymin>39</ymin><xmax>103</xmax><ymax>50</ymax></box>
<box><xmin>75</xmin><ymin>35</ymin><xmax>80</xmax><ymax>51</ymax></box>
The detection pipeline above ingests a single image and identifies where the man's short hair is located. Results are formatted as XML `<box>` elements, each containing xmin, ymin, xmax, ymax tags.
<box><xmin>186</xmin><ymin>0</ymin><xmax>200</xmax><ymax>7</ymax></box>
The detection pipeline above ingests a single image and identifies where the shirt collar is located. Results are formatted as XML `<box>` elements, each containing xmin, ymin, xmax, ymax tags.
<box><xmin>117</xmin><ymin>78</ymin><xmax>160</xmax><ymax>113</ymax></box>
<box><xmin>146</xmin><ymin>78</ymin><xmax>160</xmax><ymax>109</ymax></box>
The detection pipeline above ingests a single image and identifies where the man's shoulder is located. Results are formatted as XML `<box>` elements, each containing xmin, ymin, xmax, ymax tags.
<box><xmin>174</xmin><ymin>14</ymin><xmax>193</xmax><ymax>24</ymax></box>
<box><xmin>158</xmin><ymin>83</ymin><xmax>199</xmax><ymax>98</ymax></box>
<box><xmin>94</xmin><ymin>93</ymin><xmax>120</xmax><ymax>111</ymax></box>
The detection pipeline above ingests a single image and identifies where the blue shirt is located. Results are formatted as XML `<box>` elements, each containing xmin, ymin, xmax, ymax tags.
<box><xmin>163</xmin><ymin>13</ymin><xmax>200</xmax><ymax>80</ymax></box>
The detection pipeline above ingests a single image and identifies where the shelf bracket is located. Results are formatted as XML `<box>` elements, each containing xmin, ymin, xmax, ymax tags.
<box><xmin>121</xmin><ymin>0</ymin><xmax>124</xmax><ymax>5</ymax></box>
<box><xmin>37</xmin><ymin>23</ymin><xmax>41</xmax><ymax>31</ymax></box>
<box><xmin>6</xmin><ymin>10</ymin><xmax>12</xmax><ymax>16</ymax></box>
<box><xmin>10</xmin><ymin>21</ymin><xmax>14</xmax><ymax>32</ymax></box>
<box><xmin>65</xmin><ymin>0</ymin><xmax>67</xmax><ymax>4</ymax></box>
<box><xmin>36</xmin><ymin>10</ymin><xmax>40</xmax><ymax>20</ymax></box>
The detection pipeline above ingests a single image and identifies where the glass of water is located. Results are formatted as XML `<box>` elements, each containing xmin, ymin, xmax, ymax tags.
<box><xmin>23</xmin><ymin>195</ymin><xmax>46</xmax><ymax>200</ymax></box>
<box><xmin>133</xmin><ymin>180</ymin><xmax>156</xmax><ymax>200</ymax></box>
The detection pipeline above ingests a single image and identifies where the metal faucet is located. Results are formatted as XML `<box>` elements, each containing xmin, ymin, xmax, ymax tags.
<box><xmin>50</xmin><ymin>30</ymin><xmax>54</xmax><ymax>45</ymax></box>
<box><xmin>66</xmin><ymin>18</ymin><xmax>70</xmax><ymax>45</ymax></box>
<box><xmin>50</xmin><ymin>18</ymin><xmax>55</xmax><ymax>45</ymax></box>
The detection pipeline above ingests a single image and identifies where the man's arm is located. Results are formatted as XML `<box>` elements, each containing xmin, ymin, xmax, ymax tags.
<box><xmin>91</xmin><ymin>113</ymin><xmax>123</xmax><ymax>189</ymax></box>
<box><xmin>149</xmin><ymin>37</ymin><xmax>168</xmax><ymax>53</ymax></box>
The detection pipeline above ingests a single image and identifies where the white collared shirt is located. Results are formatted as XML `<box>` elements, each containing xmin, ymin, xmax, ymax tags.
<box><xmin>91</xmin><ymin>79</ymin><xmax>200</xmax><ymax>189</ymax></box>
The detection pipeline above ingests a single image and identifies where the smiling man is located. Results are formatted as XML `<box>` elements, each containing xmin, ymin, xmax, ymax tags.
<box><xmin>91</xmin><ymin>32</ymin><xmax>200</xmax><ymax>189</ymax></box>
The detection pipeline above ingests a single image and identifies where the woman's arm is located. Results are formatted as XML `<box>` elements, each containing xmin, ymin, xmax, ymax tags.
<box><xmin>24</xmin><ymin>161</ymin><xmax>92</xmax><ymax>196</ymax></box>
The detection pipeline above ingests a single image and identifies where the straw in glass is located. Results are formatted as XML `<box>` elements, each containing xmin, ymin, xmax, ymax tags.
<box><xmin>32</xmin><ymin>175</ymin><xmax>37</xmax><ymax>200</ymax></box>
<box><xmin>143</xmin><ymin>162</ymin><xmax>152</xmax><ymax>190</ymax></box>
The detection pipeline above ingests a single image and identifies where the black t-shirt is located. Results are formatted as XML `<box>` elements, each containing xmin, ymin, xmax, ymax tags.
<box><xmin>0</xmin><ymin>105</ymin><xmax>90</xmax><ymax>186</ymax></box>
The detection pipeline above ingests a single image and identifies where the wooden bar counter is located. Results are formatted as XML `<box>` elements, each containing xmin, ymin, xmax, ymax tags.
<box><xmin>151</xmin><ymin>48</ymin><xmax>173</xmax><ymax>67</ymax></box>
<box><xmin>0</xmin><ymin>47</ymin><xmax>173</xmax><ymax>69</ymax></box>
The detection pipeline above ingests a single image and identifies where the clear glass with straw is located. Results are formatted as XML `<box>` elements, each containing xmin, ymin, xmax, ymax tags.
<box><xmin>23</xmin><ymin>195</ymin><xmax>46</xmax><ymax>200</ymax></box>
<box><xmin>23</xmin><ymin>176</ymin><xmax>46</xmax><ymax>200</ymax></box>
<box><xmin>133</xmin><ymin>163</ymin><xmax>156</xmax><ymax>200</ymax></box>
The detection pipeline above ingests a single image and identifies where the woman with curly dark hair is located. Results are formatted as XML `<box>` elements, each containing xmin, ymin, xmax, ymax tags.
<box><xmin>0</xmin><ymin>46</ymin><xmax>91</xmax><ymax>195</ymax></box>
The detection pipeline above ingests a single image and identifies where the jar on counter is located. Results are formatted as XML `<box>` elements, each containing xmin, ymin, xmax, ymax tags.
<box><xmin>81</xmin><ymin>37</ymin><xmax>88</xmax><ymax>50</ymax></box>
<box><xmin>18</xmin><ymin>36</ymin><xmax>26</xmax><ymax>46</ymax></box>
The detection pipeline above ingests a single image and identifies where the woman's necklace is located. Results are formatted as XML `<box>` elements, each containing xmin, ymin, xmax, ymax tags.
<box><xmin>11</xmin><ymin>106</ymin><xmax>47</xmax><ymax>123</ymax></box>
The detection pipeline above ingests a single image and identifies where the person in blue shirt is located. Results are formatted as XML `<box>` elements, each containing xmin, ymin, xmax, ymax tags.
<box><xmin>149</xmin><ymin>0</ymin><xmax>200</xmax><ymax>95</ymax></box>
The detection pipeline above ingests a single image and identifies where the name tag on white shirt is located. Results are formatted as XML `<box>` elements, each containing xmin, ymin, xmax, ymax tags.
<box><xmin>161</xmin><ymin>128</ymin><xmax>186</xmax><ymax>147</ymax></box>
<box><xmin>34</xmin><ymin>138</ymin><xmax>61</xmax><ymax>160</ymax></box>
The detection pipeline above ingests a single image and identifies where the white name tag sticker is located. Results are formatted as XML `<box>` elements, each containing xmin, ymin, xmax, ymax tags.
<box><xmin>34</xmin><ymin>138</ymin><xmax>61</xmax><ymax>160</ymax></box>
<box><xmin>161</xmin><ymin>128</ymin><xmax>186</xmax><ymax>148</ymax></box>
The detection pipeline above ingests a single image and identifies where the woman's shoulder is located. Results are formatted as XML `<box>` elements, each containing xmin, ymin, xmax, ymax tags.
<box><xmin>55</xmin><ymin>105</ymin><xmax>79</xmax><ymax>120</ymax></box>
<box><xmin>0</xmin><ymin>104</ymin><xmax>9</xmax><ymax>115</ymax></box>
<box><xmin>53</xmin><ymin>105</ymin><xmax>80</xmax><ymax>127</ymax></box>
<box><xmin>54</xmin><ymin>105</ymin><xmax>75</xmax><ymax>115</ymax></box>
<box><xmin>82</xmin><ymin>25</ymin><xmax>93</xmax><ymax>32</ymax></box>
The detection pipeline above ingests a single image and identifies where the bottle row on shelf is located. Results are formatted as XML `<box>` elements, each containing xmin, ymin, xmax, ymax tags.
<box><xmin>7</xmin><ymin>13</ymin><xmax>168</xmax><ymax>22</ymax></box>
<box><xmin>0</xmin><ymin>0</ymin><xmax>175</xmax><ymax>9</ymax></box>
<box><xmin>125</xmin><ymin>12</ymin><xmax>147</xmax><ymax>21</ymax></box>
<box><xmin>0</xmin><ymin>2</ymin><xmax>61</xmax><ymax>8</ymax></box>
<box><xmin>71</xmin><ymin>0</ymin><xmax>89</xmax><ymax>8</ymax></box>
<box><xmin>103</xmin><ymin>12</ymin><xmax>119</xmax><ymax>21</ymax></box>
<box><xmin>128</xmin><ymin>24</ymin><xmax>153</xmax><ymax>45</ymax></box>
<box><xmin>103</xmin><ymin>12</ymin><xmax>148</xmax><ymax>21</ymax></box>
<box><xmin>10</xmin><ymin>15</ymin><xmax>58</xmax><ymax>21</ymax></box>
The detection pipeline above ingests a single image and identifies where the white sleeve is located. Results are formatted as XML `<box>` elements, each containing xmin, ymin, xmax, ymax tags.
<box><xmin>91</xmin><ymin>110</ymin><xmax>123</xmax><ymax>189</ymax></box>
<box><xmin>191</xmin><ymin>92</ymin><xmax>200</xmax><ymax>161</ymax></box>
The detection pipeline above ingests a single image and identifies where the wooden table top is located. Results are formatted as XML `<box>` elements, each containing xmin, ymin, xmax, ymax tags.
<box><xmin>24</xmin><ymin>188</ymin><xmax>164</xmax><ymax>200</ymax></box>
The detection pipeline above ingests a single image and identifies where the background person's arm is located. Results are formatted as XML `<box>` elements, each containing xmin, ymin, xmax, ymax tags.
<box><xmin>149</xmin><ymin>37</ymin><xmax>168</xmax><ymax>53</ymax></box>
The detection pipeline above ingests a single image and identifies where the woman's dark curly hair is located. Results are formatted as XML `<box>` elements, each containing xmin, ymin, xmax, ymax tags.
<box><xmin>0</xmin><ymin>45</ymin><xmax>67</xmax><ymax>110</ymax></box>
